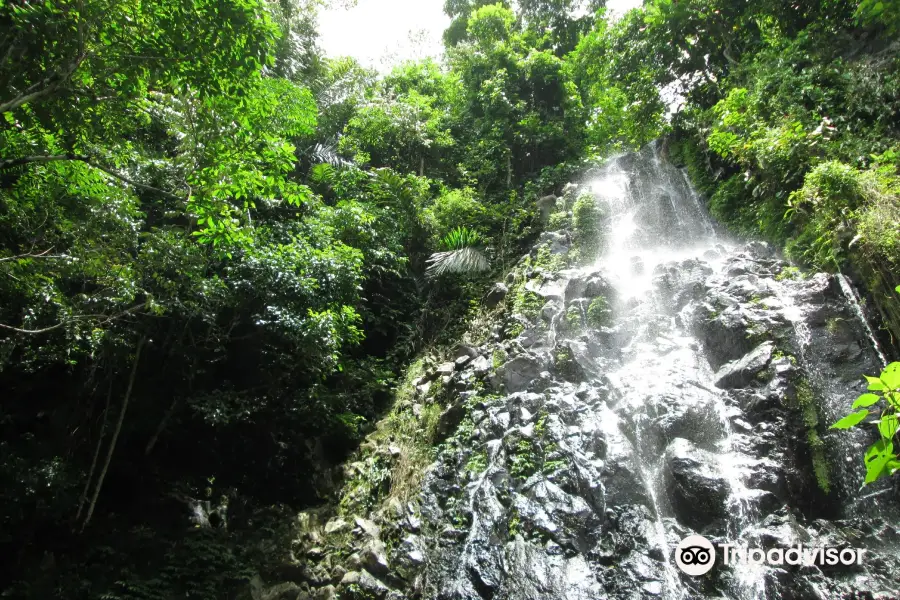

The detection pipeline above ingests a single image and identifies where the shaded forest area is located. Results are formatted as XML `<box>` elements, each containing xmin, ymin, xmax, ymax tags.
<box><xmin>0</xmin><ymin>0</ymin><xmax>898</xmax><ymax>597</ymax></box>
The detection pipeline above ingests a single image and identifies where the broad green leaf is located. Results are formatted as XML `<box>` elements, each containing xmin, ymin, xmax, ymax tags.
<box><xmin>878</xmin><ymin>414</ymin><xmax>899</xmax><ymax>439</ymax></box>
<box><xmin>852</xmin><ymin>393</ymin><xmax>881</xmax><ymax>408</ymax></box>
<box><xmin>865</xmin><ymin>375</ymin><xmax>885</xmax><ymax>391</ymax></box>
<box><xmin>830</xmin><ymin>409</ymin><xmax>869</xmax><ymax>429</ymax></box>
<box><xmin>864</xmin><ymin>440</ymin><xmax>895</xmax><ymax>484</ymax></box>
<box><xmin>881</xmin><ymin>363</ymin><xmax>900</xmax><ymax>390</ymax></box>
<box><xmin>887</xmin><ymin>392</ymin><xmax>900</xmax><ymax>410</ymax></box>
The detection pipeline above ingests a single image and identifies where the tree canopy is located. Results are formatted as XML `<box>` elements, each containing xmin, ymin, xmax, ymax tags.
<box><xmin>1</xmin><ymin>0</ymin><xmax>899</xmax><ymax>596</ymax></box>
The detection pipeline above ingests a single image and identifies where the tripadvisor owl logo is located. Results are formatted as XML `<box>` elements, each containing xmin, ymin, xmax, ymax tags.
<box><xmin>675</xmin><ymin>535</ymin><xmax>716</xmax><ymax>576</ymax></box>
<box><xmin>674</xmin><ymin>534</ymin><xmax>868</xmax><ymax>576</ymax></box>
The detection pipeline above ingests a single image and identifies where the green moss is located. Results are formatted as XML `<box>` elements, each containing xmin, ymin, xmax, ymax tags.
<box><xmin>572</xmin><ymin>192</ymin><xmax>603</xmax><ymax>261</ymax></box>
<box><xmin>492</xmin><ymin>347</ymin><xmax>508</xmax><ymax>369</ymax></box>
<box><xmin>794</xmin><ymin>380</ymin><xmax>832</xmax><ymax>494</ymax></box>
<box><xmin>508</xmin><ymin>507</ymin><xmax>522</xmax><ymax>538</ymax></box>
<box><xmin>553</xmin><ymin>345</ymin><xmax>582</xmax><ymax>381</ymax></box>
<box><xmin>535</xmin><ymin>244</ymin><xmax>568</xmax><ymax>273</ymax></box>
<box><xmin>510</xmin><ymin>438</ymin><xmax>537</xmax><ymax>480</ymax></box>
<box><xmin>775</xmin><ymin>266</ymin><xmax>803</xmax><ymax>281</ymax></box>
<box><xmin>465</xmin><ymin>449</ymin><xmax>488</xmax><ymax>474</ymax></box>
<box><xmin>586</xmin><ymin>296</ymin><xmax>611</xmax><ymax>327</ymax></box>
<box><xmin>565</xmin><ymin>305</ymin><xmax>582</xmax><ymax>329</ymax></box>
<box><xmin>548</xmin><ymin>210</ymin><xmax>571</xmax><ymax>230</ymax></box>
<box><xmin>337</xmin><ymin>357</ymin><xmax>441</xmax><ymax>516</ymax></box>
<box><xmin>506</xmin><ymin>322</ymin><xmax>525</xmax><ymax>338</ymax></box>
<box><xmin>513</xmin><ymin>289</ymin><xmax>544</xmax><ymax>320</ymax></box>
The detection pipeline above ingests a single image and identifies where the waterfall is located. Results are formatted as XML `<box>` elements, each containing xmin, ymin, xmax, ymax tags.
<box><xmin>410</xmin><ymin>144</ymin><xmax>900</xmax><ymax>600</ymax></box>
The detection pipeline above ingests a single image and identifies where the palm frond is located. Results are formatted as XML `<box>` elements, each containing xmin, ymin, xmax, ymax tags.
<box><xmin>441</xmin><ymin>226</ymin><xmax>482</xmax><ymax>251</ymax></box>
<box><xmin>426</xmin><ymin>246</ymin><xmax>490</xmax><ymax>278</ymax></box>
<box><xmin>308</xmin><ymin>141</ymin><xmax>355</xmax><ymax>169</ymax></box>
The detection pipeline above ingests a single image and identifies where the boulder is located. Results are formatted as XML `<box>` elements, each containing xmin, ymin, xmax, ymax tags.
<box><xmin>436</xmin><ymin>362</ymin><xmax>455</xmax><ymax>376</ymax></box>
<box><xmin>537</xmin><ymin>194</ymin><xmax>559</xmax><ymax>224</ymax></box>
<box><xmin>664</xmin><ymin>438</ymin><xmax>728</xmax><ymax>530</ymax></box>
<box><xmin>471</xmin><ymin>355</ymin><xmax>491</xmax><ymax>376</ymax></box>
<box><xmin>499</xmin><ymin>355</ymin><xmax>545</xmax><ymax>393</ymax></box>
<box><xmin>353</xmin><ymin>517</ymin><xmax>380</xmax><ymax>539</ymax></box>
<box><xmin>436</xmin><ymin>400</ymin><xmax>467</xmax><ymax>441</ymax></box>
<box><xmin>692</xmin><ymin>304</ymin><xmax>755</xmax><ymax>370</ymax></box>
<box><xmin>454</xmin><ymin>354</ymin><xmax>472</xmax><ymax>368</ymax></box>
<box><xmin>485</xmin><ymin>283</ymin><xmax>509</xmax><ymax>308</ymax></box>
<box><xmin>324</xmin><ymin>518</ymin><xmax>350</xmax><ymax>535</ymax></box>
<box><xmin>454</xmin><ymin>344</ymin><xmax>479</xmax><ymax>359</ymax></box>
<box><xmin>713</xmin><ymin>341</ymin><xmax>774</xmax><ymax>389</ymax></box>
<box><xmin>339</xmin><ymin>571</ymin><xmax>389</xmax><ymax>599</ymax></box>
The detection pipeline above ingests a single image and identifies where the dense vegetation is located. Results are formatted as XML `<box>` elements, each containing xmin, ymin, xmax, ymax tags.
<box><xmin>1</xmin><ymin>0</ymin><xmax>898</xmax><ymax>597</ymax></box>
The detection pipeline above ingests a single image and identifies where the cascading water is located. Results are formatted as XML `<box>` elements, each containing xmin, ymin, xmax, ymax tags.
<box><xmin>410</xmin><ymin>143</ymin><xmax>900</xmax><ymax>600</ymax></box>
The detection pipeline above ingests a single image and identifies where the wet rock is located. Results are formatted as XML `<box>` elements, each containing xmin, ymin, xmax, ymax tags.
<box><xmin>436</xmin><ymin>362</ymin><xmax>456</xmax><ymax>377</ymax></box>
<box><xmin>564</xmin><ymin>272</ymin><xmax>611</xmax><ymax>303</ymax></box>
<box><xmin>746</xmin><ymin>240</ymin><xmax>775</xmax><ymax>259</ymax></box>
<box><xmin>360</xmin><ymin>540</ymin><xmax>389</xmax><ymax>576</ymax></box>
<box><xmin>485</xmin><ymin>283</ymin><xmax>509</xmax><ymax>308</ymax></box>
<box><xmin>454</xmin><ymin>355</ymin><xmax>472</xmax><ymax>369</ymax></box>
<box><xmin>435</xmin><ymin>401</ymin><xmax>467</xmax><ymax>442</ymax></box>
<box><xmin>471</xmin><ymin>355</ymin><xmax>491</xmax><ymax>376</ymax></box>
<box><xmin>692</xmin><ymin>304</ymin><xmax>755</xmax><ymax>370</ymax></box>
<box><xmin>454</xmin><ymin>344</ymin><xmax>479</xmax><ymax>360</ymax></box>
<box><xmin>504</xmin><ymin>537</ymin><xmax>605</xmax><ymax>600</ymax></box>
<box><xmin>538</xmin><ymin>194</ymin><xmax>558</xmax><ymax>224</ymax></box>
<box><xmin>415</xmin><ymin>380</ymin><xmax>432</xmax><ymax>398</ymax></box>
<box><xmin>664</xmin><ymin>438</ymin><xmax>728</xmax><ymax>530</ymax></box>
<box><xmin>339</xmin><ymin>571</ymin><xmax>389</xmax><ymax>599</ymax></box>
<box><xmin>539</xmin><ymin>230</ymin><xmax>570</xmax><ymax>254</ymax></box>
<box><xmin>314</xmin><ymin>585</ymin><xmax>336</xmax><ymax>600</ymax></box>
<box><xmin>653</xmin><ymin>400</ymin><xmax>722</xmax><ymax>451</ymax></box>
<box><xmin>252</xmin><ymin>581</ymin><xmax>302</xmax><ymax>600</ymax></box>
<box><xmin>353</xmin><ymin>517</ymin><xmax>380</xmax><ymax>539</ymax></box>
<box><xmin>497</xmin><ymin>354</ymin><xmax>546</xmax><ymax>393</ymax></box>
<box><xmin>541</xmin><ymin>298</ymin><xmax>564</xmax><ymax>322</ymax></box>
<box><xmin>324</xmin><ymin>518</ymin><xmax>350</xmax><ymax>535</ymax></box>
<box><xmin>713</xmin><ymin>341</ymin><xmax>774</xmax><ymax>389</ymax></box>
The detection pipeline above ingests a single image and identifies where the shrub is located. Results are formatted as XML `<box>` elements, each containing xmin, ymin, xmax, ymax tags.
<box><xmin>572</xmin><ymin>193</ymin><xmax>603</xmax><ymax>260</ymax></box>
<box><xmin>586</xmin><ymin>296</ymin><xmax>611</xmax><ymax>327</ymax></box>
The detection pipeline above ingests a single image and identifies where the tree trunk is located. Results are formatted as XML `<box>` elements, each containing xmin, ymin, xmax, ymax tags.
<box><xmin>419</xmin><ymin>155</ymin><xmax>424</xmax><ymax>177</ymax></box>
<box><xmin>80</xmin><ymin>336</ymin><xmax>145</xmax><ymax>532</ymax></box>
<box><xmin>144</xmin><ymin>396</ymin><xmax>179</xmax><ymax>456</ymax></box>
<box><xmin>74</xmin><ymin>381</ymin><xmax>112</xmax><ymax>524</ymax></box>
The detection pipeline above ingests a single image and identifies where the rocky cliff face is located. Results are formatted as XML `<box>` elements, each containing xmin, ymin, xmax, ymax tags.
<box><xmin>267</xmin><ymin>144</ymin><xmax>900</xmax><ymax>600</ymax></box>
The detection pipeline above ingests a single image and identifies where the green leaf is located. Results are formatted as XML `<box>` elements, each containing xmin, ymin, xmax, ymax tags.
<box><xmin>864</xmin><ymin>439</ymin><xmax>895</xmax><ymax>484</ymax></box>
<box><xmin>865</xmin><ymin>375</ymin><xmax>885</xmax><ymax>391</ymax></box>
<box><xmin>881</xmin><ymin>363</ymin><xmax>900</xmax><ymax>390</ymax></box>
<box><xmin>852</xmin><ymin>393</ymin><xmax>881</xmax><ymax>408</ymax></box>
<box><xmin>887</xmin><ymin>392</ymin><xmax>900</xmax><ymax>410</ymax></box>
<box><xmin>830</xmin><ymin>409</ymin><xmax>869</xmax><ymax>429</ymax></box>
<box><xmin>878</xmin><ymin>414</ymin><xmax>899</xmax><ymax>439</ymax></box>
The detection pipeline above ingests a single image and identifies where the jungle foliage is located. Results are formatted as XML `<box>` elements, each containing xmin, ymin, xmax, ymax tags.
<box><xmin>2</xmin><ymin>0</ymin><xmax>900</xmax><ymax>597</ymax></box>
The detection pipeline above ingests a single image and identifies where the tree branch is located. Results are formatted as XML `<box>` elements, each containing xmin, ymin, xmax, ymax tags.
<box><xmin>0</xmin><ymin>303</ymin><xmax>146</xmax><ymax>335</ymax></box>
<box><xmin>75</xmin><ymin>380</ymin><xmax>112</xmax><ymax>523</ymax></box>
<box><xmin>0</xmin><ymin>249</ymin><xmax>67</xmax><ymax>262</ymax></box>
<box><xmin>0</xmin><ymin>154</ymin><xmax>184</xmax><ymax>201</ymax></box>
<box><xmin>0</xmin><ymin>52</ymin><xmax>88</xmax><ymax>114</ymax></box>
<box><xmin>80</xmin><ymin>336</ymin><xmax>145</xmax><ymax>532</ymax></box>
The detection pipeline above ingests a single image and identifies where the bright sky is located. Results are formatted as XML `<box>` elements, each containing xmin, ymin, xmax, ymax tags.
<box><xmin>317</xmin><ymin>0</ymin><xmax>643</xmax><ymax>72</ymax></box>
